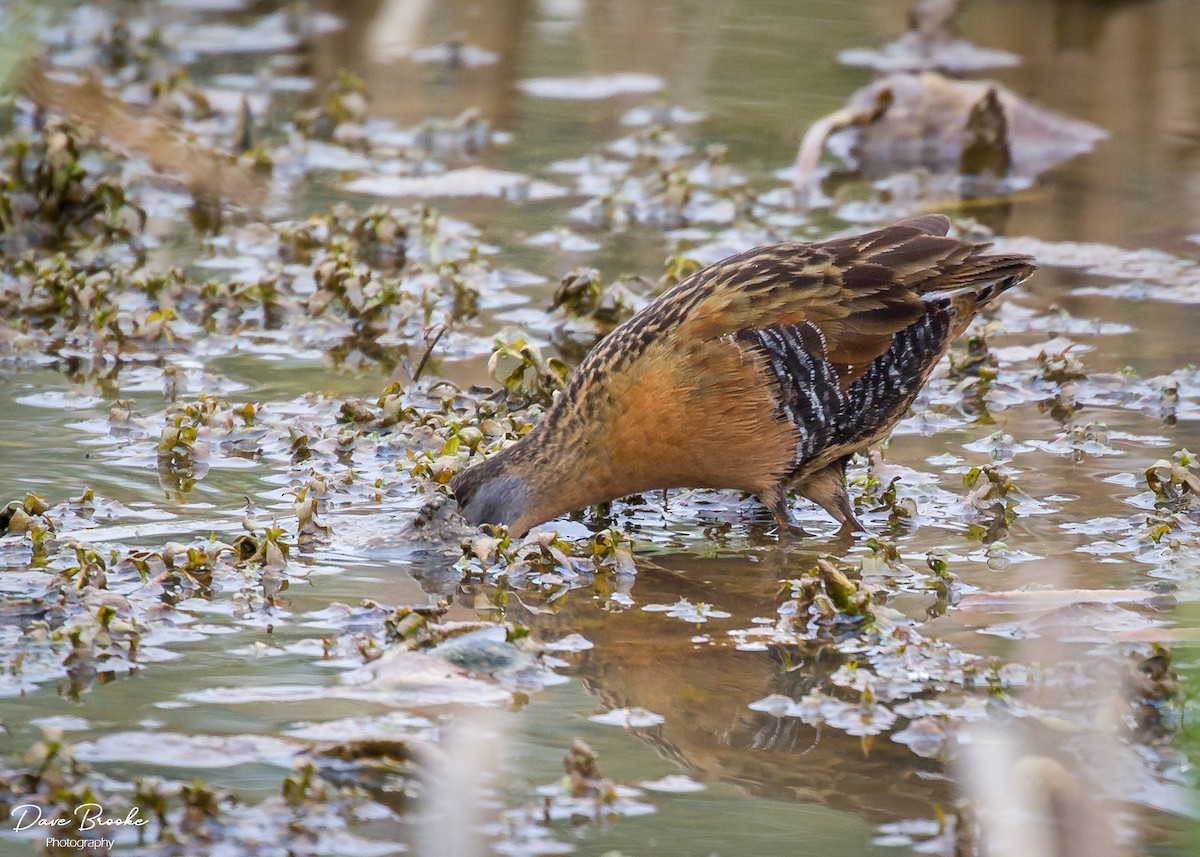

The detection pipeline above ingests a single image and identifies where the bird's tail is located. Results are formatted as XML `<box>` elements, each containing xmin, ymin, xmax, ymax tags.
<box><xmin>931</xmin><ymin>252</ymin><xmax>1035</xmax><ymax>337</ymax></box>
<box><xmin>959</xmin><ymin>252</ymin><xmax>1034</xmax><ymax>299</ymax></box>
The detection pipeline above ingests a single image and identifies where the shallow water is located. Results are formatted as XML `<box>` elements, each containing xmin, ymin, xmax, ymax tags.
<box><xmin>2</xmin><ymin>0</ymin><xmax>1200</xmax><ymax>855</ymax></box>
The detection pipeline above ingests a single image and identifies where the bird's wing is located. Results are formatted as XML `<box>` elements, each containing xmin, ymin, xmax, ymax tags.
<box><xmin>672</xmin><ymin>215</ymin><xmax>1033</xmax><ymax>388</ymax></box>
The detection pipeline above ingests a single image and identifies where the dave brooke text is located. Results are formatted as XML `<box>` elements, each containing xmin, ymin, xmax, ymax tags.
<box><xmin>11</xmin><ymin>802</ymin><xmax>148</xmax><ymax>832</ymax></box>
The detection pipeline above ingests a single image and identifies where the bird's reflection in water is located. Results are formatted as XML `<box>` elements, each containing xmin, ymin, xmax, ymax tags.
<box><xmin>463</xmin><ymin>551</ymin><xmax>949</xmax><ymax>825</ymax></box>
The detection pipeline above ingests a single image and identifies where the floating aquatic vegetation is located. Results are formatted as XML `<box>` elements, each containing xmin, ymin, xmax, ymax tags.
<box><xmin>0</xmin><ymin>727</ymin><xmax>406</xmax><ymax>856</ymax></box>
<box><xmin>411</xmin><ymin>108</ymin><xmax>496</xmax><ymax>159</ymax></box>
<box><xmin>273</xmin><ymin>205</ymin><xmax>498</xmax><ymax>359</ymax></box>
<box><xmin>0</xmin><ymin>256</ymin><xmax>195</xmax><ymax>363</ymax></box>
<box><xmin>408</xmin><ymin>731</ymin><xmax>653</xmax><ymax>857</ymax></box>
<box><xmin>722</xmin><ymin>549</ymin><xmax>1068</xmax><ymax>750</ymax></box>
<box><xmin>641</xmin><ymin>598</ymin><xmax>731</xmax><ymax>623</ymax></box>
<box><xmin>549</xmin><ymin>266</ymin><xmax>651</xmax><ymax>348</ymax></box>
<box><xmin>294</xmin><ymin>482</ymin><xmax>332</xmax><ymax>549</ymax></box>
<box><xmin>0</xmin><ymin>196</ymin><xmax>538</xmax><ymax>371</ymax></box>
<box><xmin>963</xmin><ymin>463</ymin><xmax>1021</xmax><ymax>515</ymax></box>
<box><xmin>747</xmin><ymin>622</ymin><xmax>1007</xmax><ymax>741</ymax></box>
<box><xmin>1144</xmin><ymin>450</ymin><xmax>1200</xmax><ymax>513</ymax></box>
<box><xmin>0</xmin><ymin>728</ymin><xmax>140</xmax><ymax>847</ymax></box>
<box><xmin>750</xmin><ymin>687</ymin><xmax>899</xmax><ymax>738</ymax></box>
<box><xmin>564</xmin><ymin>138</ymin><xmax>751</xmax><ymax>230</ymax></box>
<box><xmin>506</xmin><ymin>737</ymin><xmax>654</xmax><ymax>844</ymax></box>
<box><xmin>948</xmin><ymin>324</ymin><xmax>998</xmax><ymax>380</ymax></box>
<box><xmin>562</xmin><ymin>739</ymin><xmax>614</xmax><ymax>798</ymax></box>
<box><xmin>458</xmin><ymin>527</ymin><xmax>638</xmax><ymax>609</ymax></box>
<box><xmin>1125</xmin><ymin>645</ymin><xmax>1180</xmax><ymax>739</ymax></box>
<box><xmin>0</xmin><ymin>117</ymin><xmax>145</xmax><ymax>255</ymax></box>
<box><xmin>397</xmin><ymin>394</ymin><xmax>539</xmax><ymax>506</ymax></box>
<box><xmin>306</xmin><ymin>243</ymin><xmax>429</xmax><ymax>330</ymax></box>
<box><xmin>293</xmin><ymin>70</ymin><xmax>369</xmax><ymax>145</ymax></box>
<box><xmin>1026</xmin><ymin>422</ymin><xmax>1136</xmax><ymax>463</ymax></box>
<box><xmin>0</xmin><ymin>485</ymin><xmax>313</xmax><ymax>697</ymax></box>
<box><xmin>0</xmin><ymin>492</ymin><xmax>52</xmax><ymax>538</ymax></box>
<box><xmin>776</xmin><ymin>558</ymin><xmax>883</xmax><ymax>633</ymax></box>
<box><xmin>487</xmin><ymin>335</ymin><xmax>569</xmax><ymax>408</ymax></box>
<box><xmin>280</xmin><ymin>203</ymin><xmax>490</xmax><ymax>272</ymax></box>
<box><xmin>851</xmin><ymin>457</ymin><xmax>920</xmax><ymax>527</ymax></box>
<box><xmin>145</xmin><ymin>67</ymin><xmax>216</xmax><ymax>124</ymax></box>
<box><xmin>379</xmin><ymin>611</ymin><xmax>547</xmax><ymax>689</ymax></box>
<box><xmin>92</xmin><ymin>19</ymin><xmax>171</xmax><ymax>78</ymax></box>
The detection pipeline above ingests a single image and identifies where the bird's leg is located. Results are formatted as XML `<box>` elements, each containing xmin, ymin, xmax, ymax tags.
<box><xmin>798</xmin><ymin>457</ymin><xmax>866</xmax><ymax>535</ymax></box>
<box><xmin>762</xmin><ymin>487</ymin><xmax>809</xmax><ymax>538</ymax></box>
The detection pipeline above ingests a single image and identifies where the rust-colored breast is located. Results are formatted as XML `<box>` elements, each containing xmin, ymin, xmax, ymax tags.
<box><xmin>578</xmin><ymin>335</ymin><xmax>797</xmax><ymax>501</ymax></box>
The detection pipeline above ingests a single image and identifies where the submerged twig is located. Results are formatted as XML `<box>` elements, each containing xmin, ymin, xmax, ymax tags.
<box><xmin>412</xmin><ymin>323</ymin><xmax>447</xmax><ymax>384</ymax></box>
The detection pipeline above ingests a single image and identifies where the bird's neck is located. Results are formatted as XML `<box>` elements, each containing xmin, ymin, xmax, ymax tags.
<box><xmin>485</xmin><ymin>417</ymin><xmax>616</xmax><ymax>535</ymax></box>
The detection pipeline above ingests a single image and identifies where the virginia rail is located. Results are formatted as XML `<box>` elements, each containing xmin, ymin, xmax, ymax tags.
<box><xmin>452</xmin><ymin>215</ymin><xmax>1034</xmax><ymax>536</ymax></box>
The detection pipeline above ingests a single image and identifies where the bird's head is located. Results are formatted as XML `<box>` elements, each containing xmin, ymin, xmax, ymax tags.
<box><xmin>450</xmin><ymin>452</ymin><xmax>535</xmax><ymax>535</ymax></box>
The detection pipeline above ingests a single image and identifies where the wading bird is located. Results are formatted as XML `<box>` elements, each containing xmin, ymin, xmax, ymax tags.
<box><xmin>452</xmin><ymin>215</ymin><xmax>1034</xmax><ymax>537</ymax></box>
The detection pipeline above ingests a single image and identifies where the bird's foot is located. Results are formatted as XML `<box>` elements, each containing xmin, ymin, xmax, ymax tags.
<box><xmin>837</xmin><ymin>512</ymin><xmax>869</xmax><ymax>538</ymax></box>
<box><xmin>773</xmin><ymin>519</ymin><xmax>812</xmax><ymax>540</ymax></box>
<box><xmin>767</xmin><ymin>495</ymin><xmax>812</xmax><ymax>541</ymax></box>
